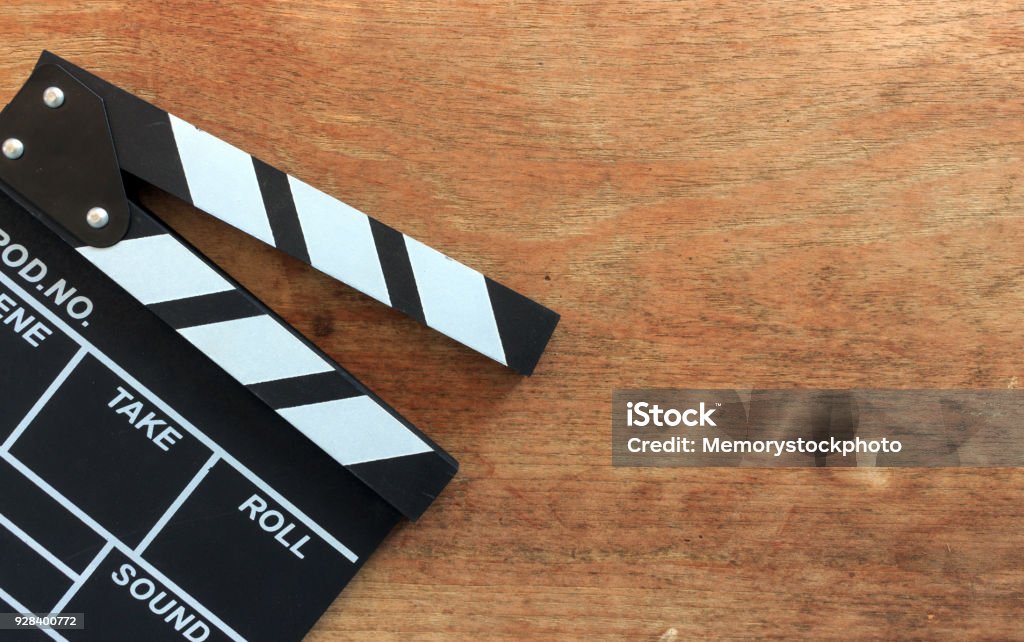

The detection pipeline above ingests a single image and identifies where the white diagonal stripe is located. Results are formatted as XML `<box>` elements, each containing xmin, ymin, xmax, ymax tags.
<box><xmin>170</xmin><ymin>114</ymin><xmax>276</xmax><ymax>246</ymax></box>
<box><xmin>404</xmin><ymin>236</ymin><xmax>507</xmax><ymax>365</ymax></box>
<box><xmin>278</xmin><ymin>396</ymin><xmax>432</xmax><ymax>466</ymax></box>
<box><xmin>78</xmin><ymin>235</ymin><xmax>234</xmax><ymax>305</ymax></box>
<box><xmin>288</xmin><ymin>176</ymin><xmax>391</xmax><ymax>306</ymax></box>
<box><xmin>178</xmin><ymin>315</ymin><xmax>333</xmax><ymax>384</ymax></box>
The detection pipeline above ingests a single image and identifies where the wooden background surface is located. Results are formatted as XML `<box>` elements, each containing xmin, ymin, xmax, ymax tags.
<box><xmin>3</xmin><ymin>2</ymin><xmax>1024</xmax><ymax>639</ymax></box>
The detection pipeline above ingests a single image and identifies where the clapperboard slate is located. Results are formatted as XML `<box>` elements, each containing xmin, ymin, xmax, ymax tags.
<box><xmin>0</xmin><ymin>52</ymin><xmax>559</xmax><ymax>641</ymax></box>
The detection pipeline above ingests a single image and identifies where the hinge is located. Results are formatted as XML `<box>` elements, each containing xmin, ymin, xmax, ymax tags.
<box><xmin>0</xmin><ymin>63</ymin><xmax>129</xmax><ymax>247</ymax></box>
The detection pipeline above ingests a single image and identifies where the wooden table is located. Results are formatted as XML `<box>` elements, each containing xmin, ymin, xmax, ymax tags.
<box><xmin>3</xmin><ymin>2</ymin><xmax>1023</xmax><ymax>639</ymax></box>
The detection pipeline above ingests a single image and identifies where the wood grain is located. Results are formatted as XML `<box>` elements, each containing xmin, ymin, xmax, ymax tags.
<box><xmin>3</xmin><ymin>1</ymin><xmax>1024</xmax><ymax>638</ymax></box>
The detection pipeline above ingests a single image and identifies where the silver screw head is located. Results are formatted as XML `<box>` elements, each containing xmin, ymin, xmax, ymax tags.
<box><xmin>42</xmin><ymin>86</ymin><xmax>65</xmax><ymax>108</ymax></box>
<box><xmin>2</xmin><ymin>138</ymin><xmax>24</xmax><ymax>160</ymax></box>
<box><xmin>86</xmin><ymin>207</ymin><xmax>110</xmax><ymax>229</ymax></box>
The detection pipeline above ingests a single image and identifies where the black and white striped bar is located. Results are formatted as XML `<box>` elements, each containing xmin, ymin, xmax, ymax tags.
<box><xmin>39</xmin><ymin>51</ymin><xmax>559</xmax><ymax>375</ymax></box>
<box><xmin>77</xmin><ymin>204</ymin><xmax>457</xmax><ymax>521</ymax></box>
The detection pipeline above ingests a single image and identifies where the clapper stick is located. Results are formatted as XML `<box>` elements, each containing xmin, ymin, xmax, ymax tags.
<box><xmin>37</xmin><ymin>51</ymin><xmax>560</xmax><ymax>376</ymax></box>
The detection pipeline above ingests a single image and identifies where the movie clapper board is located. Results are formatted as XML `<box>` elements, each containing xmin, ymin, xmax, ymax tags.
<box><xmin>0</xmin><ymin>52</ymin><xmax>559</xmax><ymax>641</ymax></box>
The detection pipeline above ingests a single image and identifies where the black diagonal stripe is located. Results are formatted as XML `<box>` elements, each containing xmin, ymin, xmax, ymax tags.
<box><xmin>485</xmin><ymin>278</ymin><xmax>560</xmax><ymax>376</ymax></box>
<box><xmin>123</xmin><ymin>202</ymin><xmax>170</xmax><ymax>240</ymax></box>
<box><xmin>252</xmin><ymin>158</ymin><xmax>310</xmax><ymax>263</ymax></box>
<box><xmin>148</xmin><ymin>290</ymin><xmax>261</xmax><ymax>330</ymax></box>
<box><xmin>247</xmin><ymin>371</ymin><xmax>361</xmax><ymax>409</ymax></box>
<box><xmin>347</xmin><ymin>450</ymin><xmax>458</xmax><ymax>521</ymax></box>
<box><xmin>369</xmin><ymin>220</ymin><xmax>425</xmax><ymax>325</ymax></box>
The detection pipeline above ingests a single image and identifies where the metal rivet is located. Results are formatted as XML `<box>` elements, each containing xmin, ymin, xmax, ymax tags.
<box><xmin>2</xmin><ymin>138</ymin><xmax>24</xmax><ymax>160</ymax></box>
<box><xmin>86</xmin><ymin>207</ymin><xmax>110</xmax><ymax>229</ymax></box>
<box><xmin>42</xmin><ymin>86</ymin><xmax>65</xmax><ymax>109</ymax></box>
